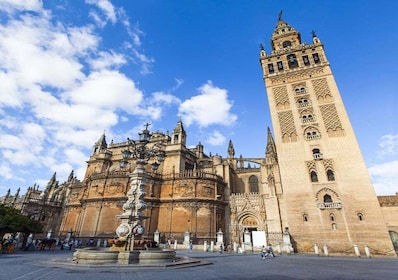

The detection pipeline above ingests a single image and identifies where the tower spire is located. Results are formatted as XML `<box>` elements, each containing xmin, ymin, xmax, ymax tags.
<box><xmin>265</xmin><ymin>127</ymin><xmax>278</xmax><ymax>164</ymax></box>
<box><xmin>228</xmin><ymin>140</ymin><xmax>235</xmax><ymax>158</ymax></box>
<box><xmin>92</xmin><ymin>132</ymin><xmax>108</xmax><ymax>155</ymax></box>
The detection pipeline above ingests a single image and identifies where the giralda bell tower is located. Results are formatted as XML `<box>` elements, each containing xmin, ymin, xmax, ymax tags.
<box><xmin>259</xmin><ymin>13</ymin><xmax>395</xmax><ymax>254</ymax></box>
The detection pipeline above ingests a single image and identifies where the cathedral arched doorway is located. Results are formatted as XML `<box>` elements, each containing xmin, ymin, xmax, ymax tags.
<box><xmin>242</xmin><ymin>216</ymin><xmax>258</xmax><ymax>240</ymax></box>
<box><xmin>239</xmin><ymin>215</ymin><xmax>265</xmax><ymax>247</ymax></box>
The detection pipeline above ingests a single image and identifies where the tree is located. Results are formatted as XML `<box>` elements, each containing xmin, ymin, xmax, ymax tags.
<box><xmin>0</xmin><ymin>204</ymin><xmax>43</xmax><ymax>240</ymax></box>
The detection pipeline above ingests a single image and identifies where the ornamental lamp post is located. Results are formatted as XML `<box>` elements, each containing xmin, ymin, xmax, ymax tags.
<box><xmin>115</xmin><ymin>124</ymin><xmax>165</xmax><ymax>251</ymax></box>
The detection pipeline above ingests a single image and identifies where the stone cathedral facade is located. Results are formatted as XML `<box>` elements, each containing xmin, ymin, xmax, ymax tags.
<box><xmin>2</xmin><ymin>17</ymin><xmax>397</xmax><ymax>256</ymax></box>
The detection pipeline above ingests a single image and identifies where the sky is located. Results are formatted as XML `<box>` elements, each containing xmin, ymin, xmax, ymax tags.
<box><xmin>0</xmin><ymin>0</ymin><xmax>397</xmax><ymax>196</ymax></box>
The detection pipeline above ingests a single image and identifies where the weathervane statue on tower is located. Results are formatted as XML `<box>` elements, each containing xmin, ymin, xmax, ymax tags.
<box><xmin>278</xmin><ymin>10</ymin><xmax>283</xmax><ymax>21</ymax></box>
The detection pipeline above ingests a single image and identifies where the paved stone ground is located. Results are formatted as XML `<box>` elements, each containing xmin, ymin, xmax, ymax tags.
<box><xmin>1</xmin><ymin>249</ymin><xmax>397</xmax><ymax>280</ymax></box>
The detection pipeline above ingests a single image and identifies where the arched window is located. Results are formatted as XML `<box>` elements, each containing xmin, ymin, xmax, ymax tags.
<box><xmin>312</xmin><ymin>149</ymin><xmax>322</xmax><ymax>160</ymax></box>
<box><xmin>327</xmin><ymin>170</ymin><xmax>335</xmax><ymax>181</ymax></box>
<box><xmin>330</xmin><ymin>213</ymin><xmax>335</xmax><ymax>221</ymax></box>
<box><xmin>301</xmin><ymin>110</ymin><xmax>315</xmax><ymax>123</ymax></box>
<box><xmin>249</xmin><ymin>175</ymin><xmax>259</xmax><ymax>193</ymax></box>
<box><xmin>287</xmin><ymin>54</ymin><xmax>298</xmax><ymax>69</ymax></box>
<box><xmin>332</xmin><ymin>223</ymin><xmax>337</xmax><ymax>230</ymax></box>
<box><xmin>304</xmin><ymin>127</ymin><xmax>321</xmax><ymax>140</ymax></box>
<box><xmin>303</xmin><ymin>214</ymin><xmax>308</xmax><ymax>222</ymax></box>
<box><xmin>297</xmin><ymin>98</ymin><xmax>311</xmax><ymax>108</ymax></box>
<box><xmin>357</xmin><ymin>213</ymin><xmax>364</xmax><ymax>221</ymax></box>
<box><xmin>283</xmin><ymin>40</ymin><xmax>292</xmax><ymax>48</ymax></box>
<box><xmin>294</xmin><ymin>85</ymin><xmax>307</xmax><ymax>95</ymax></box>
<box><xmin>324</xmin><ymin>194</ymin><xmax>333</xmax><ymax>203</ymax></box>
<box><xmin>310</xmin><ymin>171</ymin><xmax>318</xmax><ymax>182</ymax></box>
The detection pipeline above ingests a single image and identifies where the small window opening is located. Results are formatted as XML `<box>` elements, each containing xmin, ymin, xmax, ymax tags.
<box><xmin>303</xmin><ymin>55</ymin><xmax>310</xmax><ymax>65</ymax></box>
<box><xmin>287</xmin><ymin>54</ymin><xmax>298</xmax><ymax>69</ymax></box>
<box><xmin>330</xmin><ymin>213</ymin><xmax>335</xmax><ymax>221</ymax></box>
<box><xmin>358</xmin><ymin>213</ymin><xmax>364</xmax><ymax>221</ymax></box>
<box><xmin>310</xmin><ymin>171</ymin><xmax>318</xmax><ymax>182</ymax></box>
<box><xmin>324</xmin><ymin>194</ymin><xmax>333</xmax><ymax>203</ymax></box>
<box><xmin>268</xmin><ymin>63</ymin><xmax>274</xmax><ymax>74</ymax></box>
<box><xmin>283</xmin><ymin>41</ymin><xmax>292</xmax><ymax>48</ymax></box>
<box><xmin>312</xmin><ymin>148</ymin><xmax>322</xmax><ymax>160</ymax></box>
<box><xmin>303</xmin><ymin>214</ymin><xmax>308</xmax><ymax>222</ymax></box>
<box><xmin>313</xmin><ymin>53</ymin><xmax>320</xmax><ymax>64</ymax></box>
<box><xmin>327</xmin><ymin>170</ymin><xmax>335</xmax><ymax>181</ymax></box>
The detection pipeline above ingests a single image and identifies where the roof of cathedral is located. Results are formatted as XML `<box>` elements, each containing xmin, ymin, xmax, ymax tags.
<box><xmin>378</xmin><ymin>194</ymin><xmax>398</xmax><ymax>206</ymax></box>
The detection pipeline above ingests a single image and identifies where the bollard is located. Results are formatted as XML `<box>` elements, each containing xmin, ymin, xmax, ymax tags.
<box><xmin>233</xmin><ymin>242</ymin><xmax>238</xmax><ymax>253</ymax></box>
<box><xmin>210</xmin><ymin>241</ymin><xmax>214</xmax><ymax>252</ymax></box>
<box><xmin>203</xmin><ymin>241</ymin><xmax>208</xmax><ymax>252</ymax></box>
<box><xmin>354</xmin><ymin>244</ymin><xmax>360</xmax><ymax>257</ymax></box>
<box><xmin>276</xmin><ymin>243</ymin><xmax>281</xmax><ymax>255</ymax></box>
<box><xmin>314</xmin><ymin>243</ymin><xmax>319</xmax><ymax>256</ymax></box>
<box><xmin>364</xmin><ymin>245</ymin><xmax>371</xmax><ymax>258</ymax></box>
<box><xmin>174</xmin><ymin>240</ymin><xmax>178</xmax><ymax>250</ymax></box>
<box><xmin>286</xmin><ymin>244</ymin><xmax>291</xmax><ymax>254</ymax></box>
<box><xmin>323</xmin><ymin>244</ymin><xmax>329</xmax><ymax>256</ymax></box>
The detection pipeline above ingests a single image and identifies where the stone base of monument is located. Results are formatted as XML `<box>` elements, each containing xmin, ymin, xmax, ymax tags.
<box><xmin>72</xmin><ymin>247</ymin><xmax>176</xmax><ymax>265</ymax></box>
<box><xmin>72</xmin><ymin>248</ymin><xmax>119</xmax><ymax>264</ymax></box>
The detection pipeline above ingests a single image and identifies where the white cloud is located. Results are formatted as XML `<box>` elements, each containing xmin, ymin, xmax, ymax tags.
<box><xmin>130</xmin><ymin>49</ymin><xmax>154</xmax><ymax>75</ymax></box>
<box><xmin>0</xmin><ymin>163</ymin><xmax>16</xmax><ymax>180</ymax></box>
<box><xmin>0</xmin><ymin>1</ymin><xmax>159</xmax><ymax>189</ymax></box>
<box><xmin>151</xmin><ymin>92</ymin><xmax>181</xmax><ymax>106</ymax></box>
<box><xmin>67</xmin><ymin>70</ymin><xmax>144</xmax><ymax>114</ymax></box>
<box><xmin>369</xmin><ymin>160</ymin><xmax>398</xmax><ymax>195</ymax></box>
<box><xmin>0</xmin><ymin>0</ymin><xmax>42</xmax><ymax>14</ymax></box>
<box><xmin>206</xmin><ymin>131</ymin><xmax>226</xmax><ymax>146</ymax></box>
<box><xmin>88</xmin><ymin>51</ymin><xmax>126</xmax><ymax>70</ymax></box>
<box><xmin>377</xmin><ymin>134</ymin><xmax>398</xmax><ymax>158</ymax></box>
<box><xmin>178</xmin><ymin>81</ymin><xmax>237</xmax><ymax>127</ymax></box>
<box><xmin>86</xmin><ymin>0</ymin><xmax>117</xmax><ymax>24</ymax></box>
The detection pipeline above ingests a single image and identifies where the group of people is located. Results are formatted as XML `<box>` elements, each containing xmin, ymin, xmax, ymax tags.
<box><xmin>261</xmin><ymin>244</ymin><xmax>275</xmax><ymax>259</ymax></box>
<box><xmin>1</xmin><ymin>236</ymin><xmax>16</xmax><ymax>254</ymax></box>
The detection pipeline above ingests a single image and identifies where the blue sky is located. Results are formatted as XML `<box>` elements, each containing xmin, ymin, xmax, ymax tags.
<box><xmin>0</xmin><ymin>0</ymin><xmax>397</xmax><ymax>196</ymax></box>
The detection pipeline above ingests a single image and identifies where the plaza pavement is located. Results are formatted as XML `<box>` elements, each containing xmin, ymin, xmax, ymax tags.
<box><xmin>0</xmin><ymin>249</ymin><xmax>397</xmax><ymax>280</ymax></box>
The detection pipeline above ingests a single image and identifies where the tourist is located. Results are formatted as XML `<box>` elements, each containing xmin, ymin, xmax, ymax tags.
<box><xmin>267</xmin><ymin>244</ymin><xmax>275</xmax><ymax>257</ymax></box>
<box><xmin>261</xmin><ymin>245</ymin><xmax>267</xmax><ymax>259</ymax></box>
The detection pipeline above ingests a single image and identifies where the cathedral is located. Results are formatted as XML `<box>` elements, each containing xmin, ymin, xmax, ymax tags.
<box><xmin>2</xmin><ymin>16</ymin><xmax>398</xmax><ymax>256</ymax></box>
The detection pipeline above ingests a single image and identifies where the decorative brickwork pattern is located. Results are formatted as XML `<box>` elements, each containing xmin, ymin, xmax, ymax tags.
<box><xmin>306</xmin><ymin>161</ymin><xmax>317</xmax><ymax>172</ymax></box>
<box><xmin>278</xmin><ymin>111</ymin><xmax>297</xmax><ymax>136</ymax></box>
<box><xmin>319</xmin><ymin>104</ymin><xmax>342</xmax><ymax>130</ymax></box>
<box><xmin>273</xmin><ymin>86</ymin><xmax>289</xmax><ymax>107</ymax></box>
<box><xmin>322</xmin><ymin>159</ymin><xmax>334</xmax><ymax>171</ymax></box>
<box><xmin>312</xmin><ymin>78</ymin><xmax>331</xmax><ymax>99</ymax></box>
<box><xmin>269</xmin><ymin>67</ymin><xmax>324</xmax><ymax>84</ymax></box>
